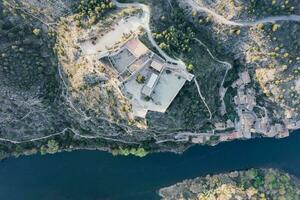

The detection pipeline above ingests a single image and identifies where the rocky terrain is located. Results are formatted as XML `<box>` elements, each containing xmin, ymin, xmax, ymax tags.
<box><xmin>159</xmin><ymin>168</ymin><xmax>300</xmax><ymax>200</ymax></box>
<box><xmin>192</xmin><ymin>0</ymin><xmax>300</xmax><ymax>21</ymax></box>
<box><xmin>0</xmin><ymin>0</ymin><xmax>300</xmax><ymax>159</ymax></box>
<box><xmin>179</xmin><ymin>0</ymin><xmax>300</xmax><ymax>138</ymax></box>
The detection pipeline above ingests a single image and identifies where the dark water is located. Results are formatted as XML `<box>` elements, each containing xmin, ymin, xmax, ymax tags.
<box><xmin>0</xmin><ymin>131</ymin><xmax>300</xmax><ymax>200</ymax></box>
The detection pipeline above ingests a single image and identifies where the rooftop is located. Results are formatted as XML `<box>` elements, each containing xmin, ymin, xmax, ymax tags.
<box><xmin>103</xmin><ymin>37</ymin><xmax>193</xmax><ymax>118</ymax></box>
<box><xmin>142</xmin><ymin>73</ymin><xmax>159</xmax><ymax>96</ymax></box>
<box><xmin>125</xmin><ymin>38</ymin><xmax>149</xmax><ymax>58</ymax></box>
<box><xmin>150</xmin><ymin>59</ymin><xmax>164</xmax><ymax>72</ymax></box>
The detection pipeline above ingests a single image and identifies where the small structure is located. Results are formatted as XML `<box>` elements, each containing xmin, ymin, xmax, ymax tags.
<box><xmin>232</xmin><ymin>70</ymin><xmax>251</xmax><ymax>88</ymax></box>
<box><xmin>214</xmin><ymin>122</ymin><xmax>226</xmax><ymax>131</ymax></box>
<box><xmin>150</xmin><ymin>59</ymin><xmax>164</xmax><ymax>72</ymax></box>
<box><xmin>238</xmin><ymin>111</ymin><xmax>255</xmax><ymax>138</ymax></box>
<box><xmin>234</xmin><ymin>89</ymin><xmax>256</xmax><ymax>111</ymax></box>
<box><xmin>255</xmin><ymin>117</ymin><xmax>269</xmax><ymax>135</ymax></box>
<box><xmin>142</xmin><ymin>73</ymin><xmax>159</xmax><ymax>96</ymax></box>
<box><xmin>125</xmin><ymin>38</ymin><xmax>149</xmax><ymax>58</ymax></box>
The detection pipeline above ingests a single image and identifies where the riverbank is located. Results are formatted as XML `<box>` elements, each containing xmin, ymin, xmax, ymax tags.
<box><xmin>0</xmin><ymin>130</ymin><xmax>300</xmax><ymax>200</ymax></box>
<box><xmin>159</xmin><ymin>168</ymin><xmax>300</xmax><ymax>200</ymax></box>
<box><xmin>2</xmin><ymin>0</ymin><xmax>300</xmax><ymax>161</ymax></box>
<box><xmin>1</xmin><ymin>126</ymin><xmax>299</xmax><ymax>163</ymax></box>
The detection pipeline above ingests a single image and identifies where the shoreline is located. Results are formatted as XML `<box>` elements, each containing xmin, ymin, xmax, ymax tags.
<box><xmin>1</xmin><ymin>128</ymin><xmax>299</xmax><ymax>162</ymax></box>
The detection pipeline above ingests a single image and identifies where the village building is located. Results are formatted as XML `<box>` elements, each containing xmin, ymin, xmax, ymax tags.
<box><xmin>234</xmin><ymin>89</ymin><xmax>256</xmax><ymax>111</ymax></box>
<box><xmin>232</xmin><ymin>71</ymin><xmax>251</xmax><ymax>88</ymax></box>
<box><xmin>285</xmin><ymin>119</ymin><xmax>300</xmax><ymax>130</ymax></box>
<box><xmin>254</xmin><ymin>117</ymin><xmax>269</xmax><ymax>135</ymax></box>
<box><xmin>226</xmin><ymin>119</ymin><xmax>235</xmax><ymax>128</ymax></box>
<box><xmin>237</xmin><ymin>111</ymin><xmax>256</xmax><ymax>138</ymax></box>
<box><xmin>267</xmin><ymin>123</ymin><xmax>289</xmax><ymax>138</ymax></box>
<box><xmin>191</xmin><ymin>136</ymin><xmax>207</xmax><ymax>144</ymax></box>
<box><xmin>214</xmin><ymin>122</ymin><xmax>226</xmax><ymax>130</ymax></box>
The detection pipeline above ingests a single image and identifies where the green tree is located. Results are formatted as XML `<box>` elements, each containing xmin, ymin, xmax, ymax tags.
<box><xmin>40</xmin><ymin>139</ymin><xmax>59</xmax><ymax>155</ymax></box>
<box><xmin>32</xmin><ymin>28</ymin><xmax>41</xmax><ymax>36</ymax></box>
<box><xmin>111</xmin><ymin>147</ymin><xmax>148</xmax><ymax>157</ymax></box>
<box><xmin>47</xmin><ymin>140</ymin><xmax>59</xmax><ymax>154</ymax></box>
<box><xmin>136</xmin><ymin>74</ymin><xmax>145</xmax><ymax>84</ymax></box>
<box><xmin>159</xmin><ymin>42</ymin><xmax>168</xmax><ymax>49</ymax></box>
<box><xmin>187</xmin><ymin>64</ymin><xmax>194</xmax><ymax>72</ymax></box>
<box><xmin>133</xmin><ymin>147</ymin><xmax>148</xmax><ymax>157</ymax></box>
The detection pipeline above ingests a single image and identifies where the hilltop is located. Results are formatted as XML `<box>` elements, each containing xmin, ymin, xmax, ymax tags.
<box><xmin>0</xmin><ymin>0</ymin><xmax>300</xmax><ymax>158</ymax></box>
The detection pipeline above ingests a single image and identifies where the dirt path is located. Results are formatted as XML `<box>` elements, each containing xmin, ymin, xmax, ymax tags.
<box><xmin>194</xmin><ymin>78</ymin><xmax>212</xmax><ymax>120</ymax></box>
<box><xmin>193</xmin><ymin>38</ymin><xmax>231</xmax><ymax>115</ymax></box>
<box><xmin>186</xmin><ymin>0</ymin><xmax>300</xmax><ymax>26</ymax></box>
<box><xmin>0</xmin><ymin>127</ymin><xmax>139</xmax><ymax>145</ymax></box>
<box><xmin>0</xmin><ymin>128</ymin><xmax>70</xmax><ymax>144</ymax></box>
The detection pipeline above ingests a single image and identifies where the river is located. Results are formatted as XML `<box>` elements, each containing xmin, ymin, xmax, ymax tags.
<box><xmin>0</xmin><ymin>131</ymin><xmax>299</xmax><ymax>200</ymax></box>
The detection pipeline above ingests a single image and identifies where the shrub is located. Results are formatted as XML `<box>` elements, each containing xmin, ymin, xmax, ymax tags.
<box><xmin>136</xmin><ymin>74</ymin><xmax>145</xmax><ymax>84</ymax></box>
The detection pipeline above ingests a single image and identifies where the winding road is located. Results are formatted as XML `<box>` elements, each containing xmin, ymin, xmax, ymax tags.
<box><xmin>194</xmin><ymin>77</ymin><xmax>212</xmax><ymax>120</ymax></box>
<box><xmin>185</xmin><ymin>0</ymin><xmax>300</xmax><ymax>26</ymax></box>
<box><xmin>1</xmin><ymin>0</ymin><xmax>300</xmax><ymax>144</ymax></box>
<box><xmin>193</xmin><ymin>38</ymin><xmax>231</xmax><ymax>116</ymax></box>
